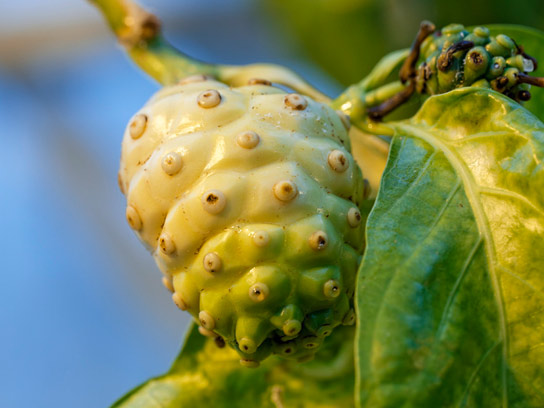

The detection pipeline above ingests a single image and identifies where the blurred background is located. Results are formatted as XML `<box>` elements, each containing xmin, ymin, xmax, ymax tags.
<box><xmin>1</xmin><ymin>1</ymin><xmax>541</xmax><ymax>407</ymax></box>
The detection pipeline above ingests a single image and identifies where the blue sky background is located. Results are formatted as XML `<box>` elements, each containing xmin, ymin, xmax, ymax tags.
<box><xmin>0</xmin><ymin>1</ymin><xmax>340</xmax><ymax>407</ymax></box>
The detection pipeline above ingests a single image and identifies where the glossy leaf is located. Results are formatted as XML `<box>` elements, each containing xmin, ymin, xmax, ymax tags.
<box><xmin>356</xmin><ymin>87</ymin><xmax>544</xmax><ymax>407</ymax></box>
<box><xmin>112</xmin><ymin>324</ymin><xmax>355</xmax><ymax>408</ymax></box>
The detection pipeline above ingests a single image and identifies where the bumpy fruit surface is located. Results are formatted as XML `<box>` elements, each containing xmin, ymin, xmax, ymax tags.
<box><xmin>119</xmin><ymin>76</ymin><xmax>366</xmax><ymax>365</ymax></box>
<box><xmin>417</xmin><ymin>24</ymin><xmax>535</xmax><ymax>101</ymax></box>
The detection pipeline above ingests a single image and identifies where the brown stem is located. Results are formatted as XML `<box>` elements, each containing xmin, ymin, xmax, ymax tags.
<box><xmin>437</xmin><ymin>41</ymin><xmax>474</xmax><ymax>72</ymax></box>
<box><xmin>367</xmin><ymin>81</ymin><xmax>416</xmax><ymax>120</ymax></box>
<box><xmin>517</xmin><ymin>73</ymin><xmax>544</xmax><ymax>87</ymax></box>
<box><xmin>399</xmin><ymin>21</ymin><xmax>436</xmax><ymax>84</ymax></box>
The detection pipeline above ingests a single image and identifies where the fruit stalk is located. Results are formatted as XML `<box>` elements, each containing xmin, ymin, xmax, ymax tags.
<box><xmin>89</xmin><ymin>0</ymin><xmax>329</xmax><ymax>102</ymax></box>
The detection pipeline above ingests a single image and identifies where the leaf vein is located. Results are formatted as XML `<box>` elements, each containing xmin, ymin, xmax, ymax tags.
<box><xmin>480</xmin><ymin>186</ymin><xmax>544</xmax><ymax>217</ymax></box>
<box><xmin>397</xmin><ymin>123</ymin><xmax>509</xmax><ymax>408</ymax></box>
<box><xmin>458</xmin><ymin>339</ymin><xmax>502</xmax><ymax>408</ymax></box>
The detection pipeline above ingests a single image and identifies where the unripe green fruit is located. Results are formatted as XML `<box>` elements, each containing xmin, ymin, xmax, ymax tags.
<box><xmin>119</xmin><ymin>77</ymin><xmax>366</xmax><ymax>363</ymax></box>
<box><xmin>416</xmin><ymin>24</ymin><xmax>534</xmax><ymax>102</ymax></box>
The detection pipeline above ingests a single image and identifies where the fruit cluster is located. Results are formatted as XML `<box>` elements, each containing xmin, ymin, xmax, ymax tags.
<box><xmin>417</xmin><ymin>24</ymin><xmax>537</xmax><ymax>101</ymax></box>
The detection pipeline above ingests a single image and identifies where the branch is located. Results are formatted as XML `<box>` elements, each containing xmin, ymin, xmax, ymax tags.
<box><xmin>89</xmin><ymin>0</ymin><xmax>217</xmax><ymax>84</ymax></box>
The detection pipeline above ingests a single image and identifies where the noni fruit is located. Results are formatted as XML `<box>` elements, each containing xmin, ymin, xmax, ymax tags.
<box><xmin>118</xmin><ymin>75</ymin><xmax>367</xmax><ymax>366</ymax></box>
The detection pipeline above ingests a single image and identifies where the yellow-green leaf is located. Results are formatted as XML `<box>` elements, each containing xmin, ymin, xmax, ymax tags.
<box><xmin>356</xmin><ymin>87</ymin><xmax>544</xmax><ymax>407</ymax></box>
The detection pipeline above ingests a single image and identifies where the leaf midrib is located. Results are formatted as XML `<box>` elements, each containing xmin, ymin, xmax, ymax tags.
<box><xmin>395</xmin><ymin>123</ymin><xmax>509</xmax><ymax>407</ymax></box>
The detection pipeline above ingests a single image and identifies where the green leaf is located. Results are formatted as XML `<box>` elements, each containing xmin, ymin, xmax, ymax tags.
<box><xmin>356</xmin><ymin>87</ymin><xmax>544</xmax><ymax>407</ymax></box>
<box><xmin>486</xmin><ymin>24</ymin><xmax>544</xmax><ymax>120</ymax></box>
<box><xmin>112</xmin><ymin>324</ymin><xmax>356</xmax><ymax>408</ymax></box>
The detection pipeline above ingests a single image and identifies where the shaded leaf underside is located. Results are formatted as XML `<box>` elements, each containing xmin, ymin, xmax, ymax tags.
<box><xmin>356</xmin><ymin>88</ymin><xmax>544</xmax><ymax>407</ymax></box>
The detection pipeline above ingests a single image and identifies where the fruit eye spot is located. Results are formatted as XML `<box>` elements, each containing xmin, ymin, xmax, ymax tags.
<box><xmin>247</xmin><ymin>78</ymin><xmax>272</xmax><ymax>86</ymax></box>
<box><xmin>159</xmin><ymin>233</ymin><xmax>176</xmax><ymax>255</ymax></box>
<box><xmin>328</xmin><ymin>150</ymin><xmax>349</xmax><ymax>172</ymax></box>
<box><xmin>302</xmin><ymin>336</ymin><xmax>320</xmax><ymax>349</ymax></box>
<box><xmin>253</xmin><ymin>231</ymin><xmax>270</xmax><ymax>247</ymax></box>
<box><xmin>202</xmin><ymin>190</ymin><xmax>227</xmax><ymax>214</ymax></box>
<box><xmin>363</xmin><ymin>178</ymin><xmax>371</xmax><ymax>199</ymax></box>
<box><xmin>125</xmin><ymin>205</ymin><xmax>142</xmax><ymax>230</ymax></box>
<box><xmin>172</xmin><ymin>292</ymin><xmax>187</xmax><ymax>310</ymax></box>
<box><xmin>237</xmin><ymin>131</ymin><xmax>260</xmax><ymax>149</ymax></box>
<box><xmin>179</xmin><ymin>74</ymin><xmax>210</xmax><ymax>85</ymax></box>
<box><xmin>249</xmin><ymin>283</ymin><xmax>270</xmax><ymax>302</ymax></box>
<box><xmin>129</xmin><ymin>114</ymin><xmax>147</xmax><ymax>139</ymax></box>
<box><xmin>198</xmin><ymin>326</ymin><xmax>216</xmax><ymax>338</ymax></box>
<box><xmin>273</xmin><ymin>180</ymin><xmax>298</xmax><ymax>202</ymax></box>
<box><xmin>239</xmin><ymin>338</ymin><xmax>257</xmax><ymax>354</ymax></box>
<box><xmin>203</xmin><ymin>252</ymin><xmax>222</xmax><ymax>273</ymax></box>
<box><xmin>323</xmin><ymin>279</ymin><xmax>341</xmax><ymax>299</ymax></box>
<box><xmin>282</xmin><ymin>319</ymin><xmax>302</xmax><ymax>336</ymax></box>
<box><xmin>199</xmin><ymin>310</ymin><xmax>216</xmax><ymax>330</ymax></box>
<box><xmin>118</xmin><ymin>173</ymin><xmax>125</xmax><ymax>194</ymax></box>
<box><xmin>343</xmin><ymin>309</ymin><xmax>356</xmax><ymax>326</ymax></box>
<box><xmin>284</xmin><ymin>93</ymin><xmax>308</xmax><ymax>110</ymax></box>
<box><xmin>317</xmin><ymin>325</ymin><xmax>333</xmax><ymax>338</ymax></box>
<box><xmin>347</xmin><ymin>207</ymin><xmax>362</xmax><ymax>228</ymax></box>
<box><xmin>309</xmin><ymin>231</ymin><xmax>328</xmax><ymax>251</ymax></box>
<box><xmin>239</xmin><ymin>359</ymin><xmax>260</xmax><ymax>368</ymax></box>
<box><xmin>161</xmin><ymin>152</ymin><xmax>183</xmax><ymax>175</ymax></box>
<box><xmin>197</xmin><ymin>89</ymin><xmax>221</xmax><ymax>108</ymax></box>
